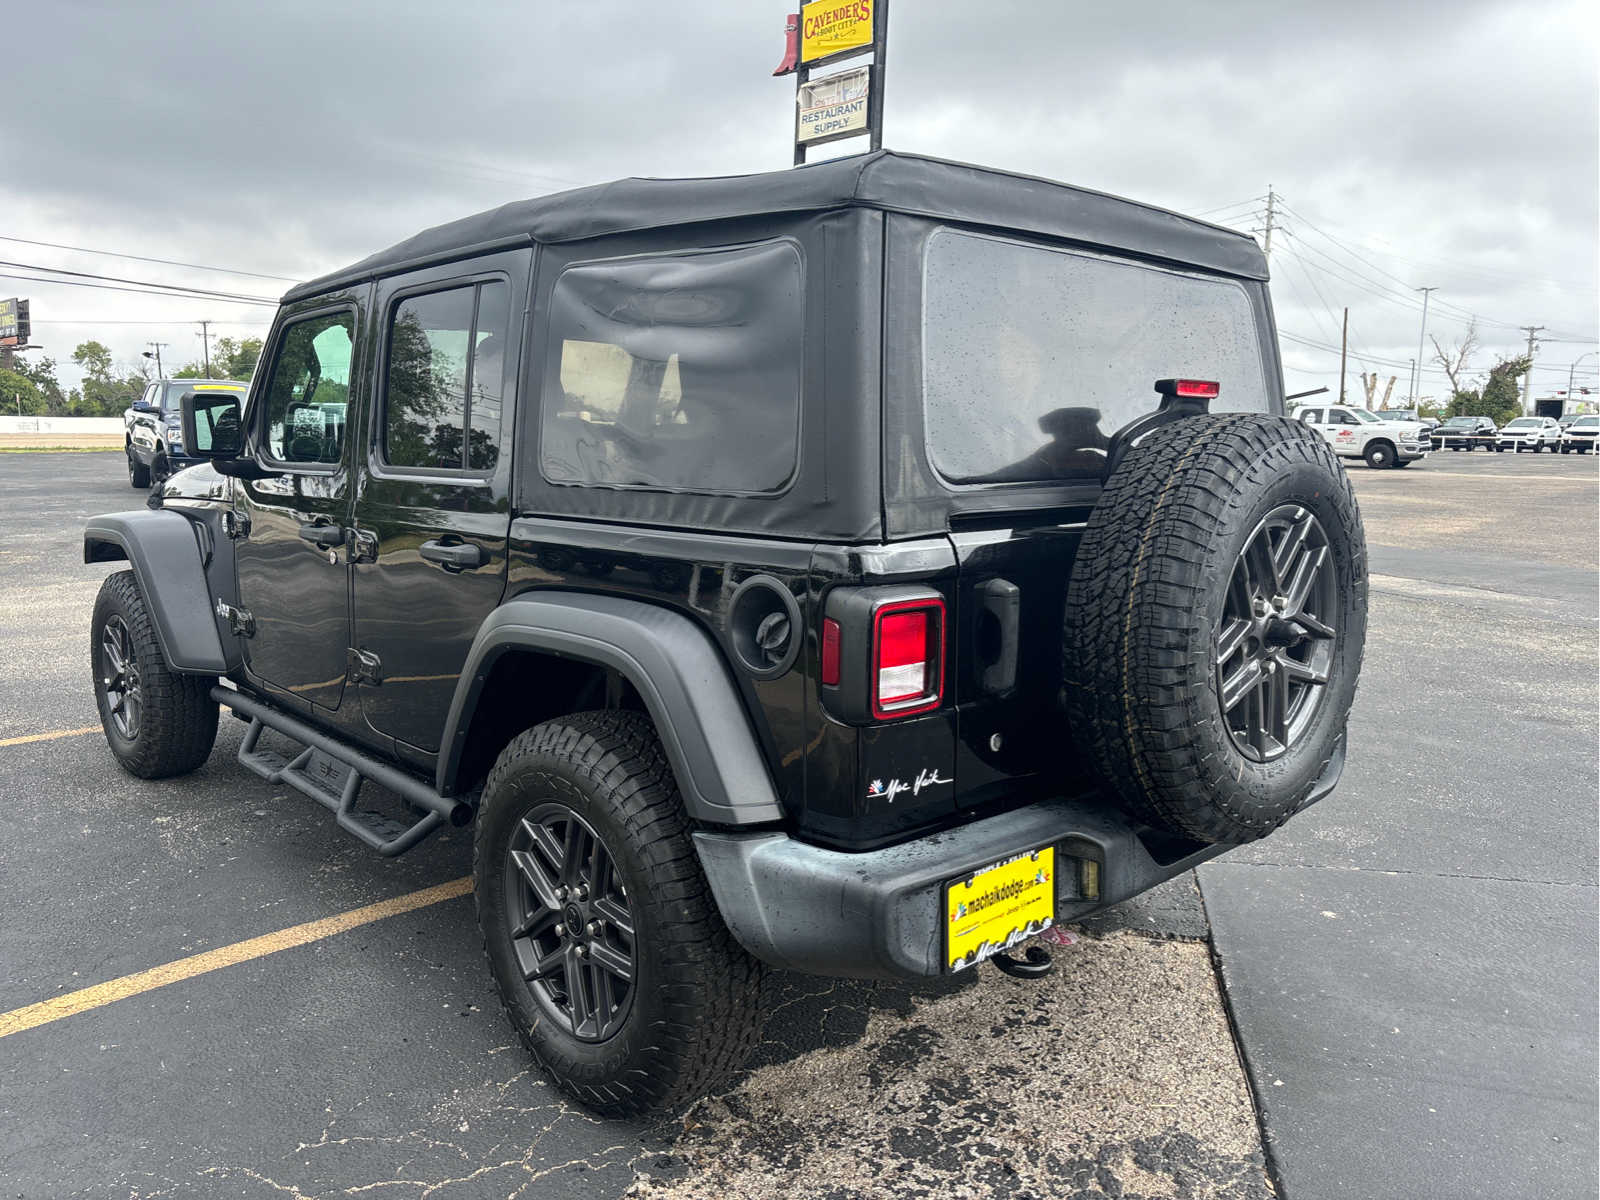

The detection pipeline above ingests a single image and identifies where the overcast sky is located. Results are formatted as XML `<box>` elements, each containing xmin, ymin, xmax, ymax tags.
<box><xmin>5</xmin><ymin>0</ymin><xmax>1596</xmax><ymax>405</ymax></box>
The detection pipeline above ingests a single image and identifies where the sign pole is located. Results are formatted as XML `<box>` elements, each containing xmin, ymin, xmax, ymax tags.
<box><xmin>867</xmin><ymin>0</ymin><xmax>888</xmax><ymax>152</ymax></box>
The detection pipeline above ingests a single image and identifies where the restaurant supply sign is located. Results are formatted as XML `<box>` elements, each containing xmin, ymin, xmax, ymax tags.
<box><xmin>800</xmin><ymin>0</ymin><xmax>873</xmax><ymax>65</ymax></box>
<box><xmin>797</xmin><ymin>66</ymin><xmax>870</xmax><ymax>144</ymax></box>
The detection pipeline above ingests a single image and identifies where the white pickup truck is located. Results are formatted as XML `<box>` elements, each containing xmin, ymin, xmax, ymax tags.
<box><xmin>1291</xmin><ymin>403</ymin><xmax>1431</xmax><ymax>469</ymax></box>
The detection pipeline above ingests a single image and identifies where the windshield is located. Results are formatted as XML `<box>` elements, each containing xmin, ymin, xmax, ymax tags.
<box><xmin>1378</xmin><ymin>410</ymin><xmax>1416</xmax><ymax>420</ymax></box>
<box><xmin>1442</xmin><ymin>417</ymin><xmax>1476</xmax><ymax>427</ymax></box>
<box><xmin>1505</xmin><ymin>418</ymin><xmax>1539</xmax><ymax>428</ymax></box>
<box><xmin>1575</xmin><ymin>417</ymin><xmax>1600</xmax><ymax>429</ymax></box>
<box><xmin>921</xmin><ymin>230</ymin><xmax>1270</xmax><ymax>484</ymax></box>
<box><xmin>161</xmin><ymin>379</ymin><xmax>243</xmax><ymax>413</ymax></box>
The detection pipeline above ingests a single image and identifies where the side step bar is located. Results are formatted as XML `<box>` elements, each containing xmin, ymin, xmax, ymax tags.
<box><xmin>211</xmin><ymin>686</ymin><xmax>472</xmax><ymax>857</ymax></box>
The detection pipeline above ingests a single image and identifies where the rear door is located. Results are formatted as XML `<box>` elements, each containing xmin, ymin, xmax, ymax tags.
<box><xmin>349</xmin><ymin>250</ymin><xmax>530</xmax><ymax>755</ymax></box>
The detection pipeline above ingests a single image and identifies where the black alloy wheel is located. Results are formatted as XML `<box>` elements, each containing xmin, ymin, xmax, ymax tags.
<box><xmin>505</xmin><ymin>804</ymin><xmax>636</xmax><ymax>1042</ymax></box>
<box><xmin>99</xmin><ymin>614</ymin><xmax>142</xmax><ymax>740</ymax></box>
<box><xmin>1215</xmin><ymin>504</ymin><xmax>1336</xmax><ymax>763</ymax></box>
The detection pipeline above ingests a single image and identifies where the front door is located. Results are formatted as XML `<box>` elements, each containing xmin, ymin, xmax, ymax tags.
<box><xmin>234</xmin><ymin>297</ymin><xmax>367</xmax><ymax>711</ymax></box>
<box><xmin>351</xmin><ymin>252</ymin><xmax>528</xmax><ymax>752</ymax></box>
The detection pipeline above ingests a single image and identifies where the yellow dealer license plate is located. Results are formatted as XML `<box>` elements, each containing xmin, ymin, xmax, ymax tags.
<box><xmin>944</xmin><ymin>846</ymin><xmax>1056</xmax><ymax>972</ymax></box>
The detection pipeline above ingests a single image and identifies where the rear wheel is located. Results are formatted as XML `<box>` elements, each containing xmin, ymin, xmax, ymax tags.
<box><xmin>475</xmin><ymin>711</ymin><xmax>768</xmax><ymax>1116</ymax></box>
<box><xmin>91</xmin><ymin>571</ymin><xmax>218</xmax><ymax>778</ymax></box>
<box><xmin>1063</xmin><ymin>415</ymin><xmax>1367</xmax><ymax>844</ymax></box>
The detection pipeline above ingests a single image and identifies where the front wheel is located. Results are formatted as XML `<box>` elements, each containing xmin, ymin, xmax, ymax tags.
<box><xmin>1363</xmin><ymin>441</ymin><xmax>1394</xmax><ymax>469</ymax></box>
<box><xmin>91</xmin><ymin>571</ymin><xmax>218</xmax><ymax>778</ymax></box>
<box><xmin>475</xmin><ymin>711</ymin><xmax>768</xmax><ymax>1117</ymax></box>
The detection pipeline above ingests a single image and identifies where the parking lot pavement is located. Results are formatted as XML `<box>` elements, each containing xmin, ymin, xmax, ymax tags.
<box><xmin>2</xmin><ymin>448</ymin><xmax>1593</xmax><ymax>1199</ymax></box>
<box><xmin>1200</xmin><ymin>448</ymin><xmax>1600</xmax><ymax>1200</ymax></box>
<box><xmin>0</xmin><ymin>453</ymin><xmax>1268</xmax><ymax>1200</ymax></box>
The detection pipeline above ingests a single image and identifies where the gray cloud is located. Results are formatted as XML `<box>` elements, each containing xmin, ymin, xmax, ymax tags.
<box><xmin>6</xmin><ymin>0</ymin><xmax>1595</xmax><ymax>399</ymax></box>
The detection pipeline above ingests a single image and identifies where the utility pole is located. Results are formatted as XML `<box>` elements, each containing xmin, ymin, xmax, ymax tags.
<box><xmin>1412</xmin><ymin>287</ymin><xmax>1437</xmax><ymax>403</ymax></box>
<box><xmin>1258</xmin><ymin>186</ymin><xmax>1278</xmax><ymax>256</ymax></box>
<box><xmin>144</xmin><ymin>341</ymin><xmax>169</xmax><ymax>378</ymax></box>
<box><xmin>196</xmin><ymin>321</ymin><xmax>213</xmax><ymax>376</ymax></box>
<box><xmin>1519</xmin><ymin>325</ymin><xmax>1544</xmax><ymax>415</ymax></box>
<box><xmin>1339</xmin><ymin>306</ymin><xmax>1348</xmax><ymax>404</ymax></box>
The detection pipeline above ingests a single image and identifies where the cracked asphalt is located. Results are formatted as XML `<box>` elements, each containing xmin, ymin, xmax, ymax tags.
<box><xmin>1</xmin><ymin>448</ymin><xmax>1594</xmax><ymax>1199</ymax></box>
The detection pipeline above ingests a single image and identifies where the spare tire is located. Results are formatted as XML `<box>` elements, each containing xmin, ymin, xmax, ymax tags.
<box><xmin>1062</xmin><ymin>414</ymin><xmax>1367</xmax><ymax>844</ymax></box>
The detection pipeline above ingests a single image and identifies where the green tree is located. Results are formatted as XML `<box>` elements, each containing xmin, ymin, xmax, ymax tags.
<box><xmin>172</xmin><ymin>362</ymin><xmax>210</xmax><ymax>378</ymax></box>
<box><xmin>70</xmin><ymin>341</ymin><xmax>142</xmax><ymax>416</ymax></box>
<box><xmin>1445</xmin><ymin>354</ymin><xmax>1530</xmax><ymax>426</ymax></box>
<box><xmin>213</xmin><ymin>336</ymin><xmax>263</xmax><ymax>380</ymax></box>
<box><xmin>8</xmin><ymin>355</ymin><xmax>68</xmax><ymax>414</ymax></box>
<box><xmin>0</xmin><ymin>367</ymin><xmax>45</xmax><ymax>415</ymax></box>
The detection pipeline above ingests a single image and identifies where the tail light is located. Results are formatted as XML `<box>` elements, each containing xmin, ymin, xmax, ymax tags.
<box><xmin>1155</xmin><ymin>378</ymin><xmax>1220</xmax><ymax>399</ymax></box>
<box><xmin>872</xmin><ymin>599</ymin><xmax>945</xmax><ymax>719</ymax></box>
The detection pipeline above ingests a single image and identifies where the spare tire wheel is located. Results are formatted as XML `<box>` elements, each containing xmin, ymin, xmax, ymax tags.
<box><xmin>1062</xmin><ymin>414</ymin><xmax>1367</xmax><ymax>845</ymax></box>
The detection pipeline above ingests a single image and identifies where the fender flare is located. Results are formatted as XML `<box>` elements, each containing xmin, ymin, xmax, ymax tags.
<box><xmin>84</xmin><ymin>510</ymin><xmax>232</xmax><ymax>674</ymax></box>
<box><xmin>438</xmin><ymin>593</ymin><xmax>785</xmax><ymax>827</ymax></box>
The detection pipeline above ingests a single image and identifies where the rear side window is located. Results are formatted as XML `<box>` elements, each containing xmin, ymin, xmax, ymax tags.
<box><xmin>922</xmin><ymin>230</ymin><xmax>1270</xmax><ymax>484</ymax></box>
<box><xmin>384</xmin><ymin>280</ymin><xmax>509</xmax><ymax>472</ymax></box>
<box><xmin>539</xmin><ymin>242</ymin><xmax>802</xmax><ymax>495</ymax></box>
<box><xmin>261</xmin><ymin>311</ymin><xmax>355</xmax><ymax>465</ymax></box>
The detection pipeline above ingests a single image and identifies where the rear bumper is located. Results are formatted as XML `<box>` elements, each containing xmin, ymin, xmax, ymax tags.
<box><xmin>695</xmin><ymin>741</ymin><xmax>1344</xmax><ymax>980</ymax></box>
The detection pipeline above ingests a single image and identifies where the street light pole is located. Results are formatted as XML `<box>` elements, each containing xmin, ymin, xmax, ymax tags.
<box><xmin>1412</xmin><ymin>287</ymin><xmax>1437</xmax><ymax>403</ymax></box>
<box><xmin>1569</xmin><ymin>351</ymin><xmax>1597</xmax><ymax>410</ymax></box>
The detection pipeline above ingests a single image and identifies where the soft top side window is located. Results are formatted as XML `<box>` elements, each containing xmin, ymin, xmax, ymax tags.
<box><xmin>260</xmin><ymin>311</ymin><xmax>355</xmax><ymax>466</ymax></box>
<box><xmin>538</xmin><ymin>241</ymin><xmax>803</xmax><ymax>496</ymax></box>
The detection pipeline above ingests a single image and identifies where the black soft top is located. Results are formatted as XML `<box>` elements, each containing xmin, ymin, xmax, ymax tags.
<box><xmin>285</xmin><ymin>150</ymin><xmax>1267</xmax><ymax>303</ymax></box>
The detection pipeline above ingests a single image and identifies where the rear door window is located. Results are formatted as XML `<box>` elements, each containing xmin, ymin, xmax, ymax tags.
<box><xmin>922</xmin><ymin>229</ymin><xmax>1270</xmax><ymax>484</ymax></box>
<box><xmin>539</xmin><ymin>241</ymin><xmax>802</xmax><ymax>495</ymax></box>
<box><xmin>382</xmin><ymin>280</ymin><xmax>509</xmax><ymax>472</ymax></box>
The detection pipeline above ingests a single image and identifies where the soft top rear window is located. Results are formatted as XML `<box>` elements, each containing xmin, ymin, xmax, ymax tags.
<box><xmin>539</xmin><ymin>241</ymin><xmax>802</xmax><ymax>495</ymax></box>
<box><xmin>921</xmin><ymin>230</ymin><xmax>1270</xmax><ymax>485</ymax></box>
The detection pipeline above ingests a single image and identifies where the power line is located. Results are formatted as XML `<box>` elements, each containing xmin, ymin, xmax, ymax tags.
<box><xmin>0</xmin><ymin>235</ymin><xmax>301</xmax><ymax>283</ymax></box>
<box><xmin>0</xmin><ymin>259</ymin><xmax>277</xmax><ymax>303</ymax></box>
<box><xmin>0</xmin><ymin>268</ymin><xmax>277</xmax><ymax>307</ymax></box>
<box><xmin>1272</xmin><ymin>204</ymin><xmax>1593</xmax><ymax>295</ymax></box>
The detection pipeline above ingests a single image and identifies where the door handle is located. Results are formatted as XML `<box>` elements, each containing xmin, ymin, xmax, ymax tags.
<box><xmin>419</xmin><ymin>539</ymin><xmax>485</xmax><ymax>571</ymax></box>
<box><xmin>297</xmin><ymin>521</ymin><xmax>343</xmax><ymax>549</ymax></box>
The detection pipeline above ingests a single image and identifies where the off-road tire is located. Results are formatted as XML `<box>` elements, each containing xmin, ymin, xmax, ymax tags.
<box><xmin>1062</xmin><ymin>414</ymin><xmax>1367</xmax><ymax>844</ymax></box>
<box><xmin>128</xmin><ymin>449</ymin><xmax>151</xmax><ymax>488</ymax></box>
<box><xmin>474</xmin><ymin>710</ymin><xmax>768</xmax><ymax>1117</ymax></box>
<box><xmin>91</xmin><ymin>570</ymin><xmax>218</xmax><ymax>777</ymax></box>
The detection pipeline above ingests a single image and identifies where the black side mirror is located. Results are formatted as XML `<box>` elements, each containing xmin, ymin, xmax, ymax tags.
<box><xmin>131</xmin><ymin>400</ymin><xmax>160</xmax><ymax>414</ymax></box>
<box><xmin>181</xmin><ymin>389</ymin><xmax>245</xmax><ymax>460</ymax></box>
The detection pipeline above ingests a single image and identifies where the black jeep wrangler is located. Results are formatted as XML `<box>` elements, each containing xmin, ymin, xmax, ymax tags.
<box><xmin>84</xmin><ymin>151</ymin><xmax>1366</xmax><ymax>1115</ymax></box>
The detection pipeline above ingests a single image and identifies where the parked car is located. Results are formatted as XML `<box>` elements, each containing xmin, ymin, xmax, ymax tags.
<box><xmin>1377</xmin><ymin>407</ymin><xmax>1439</xmax><ymax>434</ymax></box>
<box><xmin>1496</xmin><ymin>416</ymin><xmax>1563</xmax><ymax>453</ymax></box>
<box><xmin>124</xmin><ymin>377</ymin><xmax>247</xmax><ymax>487</ymax></box>
<box><xmin>1560</xmin><ymin>414</ymin><xmax>1599</xmax><ymax>453</ymax></box>
<box><xmin>1557</xmin><ymin>412</ymin><xmax>1585</xmax><ymax>431</ymax></box>
<box><xmin>82</xmin><ymin>151</ymin><xmax>1368</xmax><ymax>1115</ymax></box>
<box><xmin>1431</xmin><ymin>415</ymin><xmax>1497</xmax><ymax>451</ymax></box>
<box><xmin>1292</xmin><ymin>402</ymin><xmax>1431</xmax><ymax>467</ymax></box>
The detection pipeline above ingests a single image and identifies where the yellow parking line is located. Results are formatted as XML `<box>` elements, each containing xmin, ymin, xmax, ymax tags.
<box><xmin>0</xmin><ymin>876</ymin><xmax>474</xmax><ymax>1040</ymax></box>
<box><xmin>0</xmin><ymin>725</ymin><xmax>100</xmax><ymax>748</ymax></box>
